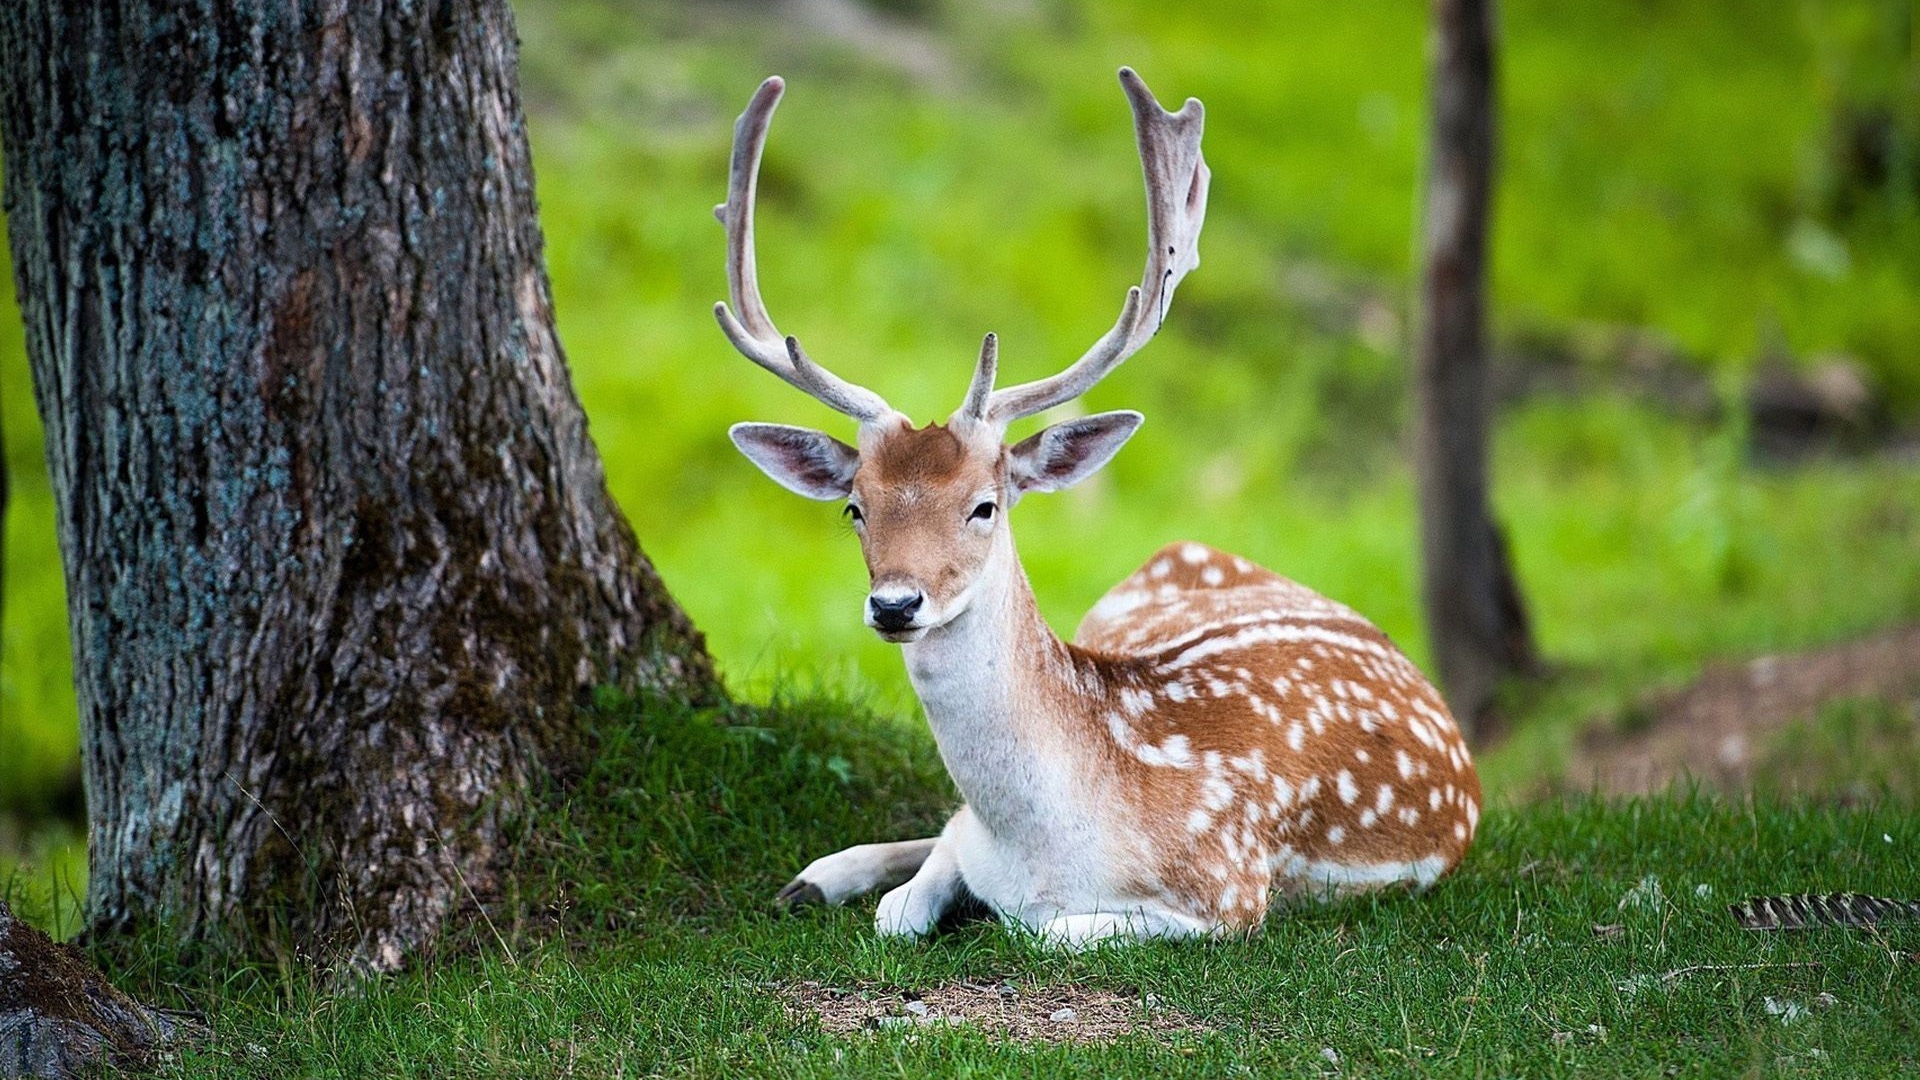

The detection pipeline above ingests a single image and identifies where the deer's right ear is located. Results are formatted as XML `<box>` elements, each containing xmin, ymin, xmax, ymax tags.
<box><xmin>729</xmin><ymin>423</ymin><xmax>860</xmax><ymax>500</ymax></box>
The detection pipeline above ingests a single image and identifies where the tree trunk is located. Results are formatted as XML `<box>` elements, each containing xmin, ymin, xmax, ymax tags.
<box><xmin>1413</xmin><ymin>0</ymin><xmax>1537</xmax><ymax>736</ymax></box>
<box><xmin>0</xmin><ymin>0</ymin><xmax>718</xmax><ymax>971</ymax></box>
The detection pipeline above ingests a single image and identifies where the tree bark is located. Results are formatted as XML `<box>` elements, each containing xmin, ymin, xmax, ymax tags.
<box><xmin>0</xmin><ymin>0</ymin><xmax>718</xmax><ymax>971</ymax></box>
<box><xmin>1413</xmin><ymin>0</ymin><xmax>1537</xmax><ymax>736</ymax></box>
<box><xmin>0</xmin><ymin>898</ymin><xmax>197</xmax><ymax>1079</ymax></box>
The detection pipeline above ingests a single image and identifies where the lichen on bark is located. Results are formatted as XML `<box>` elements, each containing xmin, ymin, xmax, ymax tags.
<box><xmin>0</xmin><ymin>0</ymin><xmax>718</xmax><ymax>970</ymax></box>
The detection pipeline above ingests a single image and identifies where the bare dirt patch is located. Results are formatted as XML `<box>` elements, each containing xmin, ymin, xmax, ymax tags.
<box><xmin>778</xmin><ymin>979</ymin><xmax>1209</xmax><ymax>1042</ymax></box>
<box><xmin>1573</xmin><ymin>624</ymin><xmax>1920</xmax><ymax>796</ymax></box>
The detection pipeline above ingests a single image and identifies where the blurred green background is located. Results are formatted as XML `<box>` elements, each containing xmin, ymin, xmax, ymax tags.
<box><xmin>3</xmin><ymin>0</ymin><xmax>1918</xmax><ymax>897</ymax></box>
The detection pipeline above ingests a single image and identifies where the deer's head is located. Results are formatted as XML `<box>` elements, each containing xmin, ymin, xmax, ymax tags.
<box><xmin>717</xmin><ymin>71</ymin><xmax>1208</xmax><ymax>642</ymax></box>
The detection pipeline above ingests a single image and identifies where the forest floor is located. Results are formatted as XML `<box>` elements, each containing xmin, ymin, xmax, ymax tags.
<box><xmin>1535</xmin><ymin>624</ymin><xmax>1920</xmax><ymax>801</ymax></box>
<box><xmin>75</xmin><ymin>690</ymin><xmax>1917</xmax><ymax>1079</ymax></box>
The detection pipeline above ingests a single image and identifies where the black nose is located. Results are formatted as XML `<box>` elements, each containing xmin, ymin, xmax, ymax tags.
<box><xmin>868</xmin><ymin>592</ymin><xmax>924</xmax><ymax>631</ymax></box>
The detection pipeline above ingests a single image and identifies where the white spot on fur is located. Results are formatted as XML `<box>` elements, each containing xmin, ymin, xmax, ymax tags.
<box><xmin>1180</xmin><ymin>543</ymin><xmax>1210</xmax><ymax>564</ymax></box>
<box><xmin>1406</xmin><ymin>717</ymin><xmax>1438</xmax><ymax>750</ymax></box>
<box><xmin>1287</xmin><ymin>723</ymin><xmax>1306</xmax><ymax>751</ymax></box>
<box><xmin>1326</xmin><ymin>825</ymin><xmax>1347</xmax><ymax>845</ymax></box>
<box><xmin>1375</xmin><ymin>785</ymin><xmax>1395</xmax><ymax>813</ymax></box>
<box><xmin>1272</xmin><ymin>776</ymin><xmax>1296</xmax><ymax>808</ymax></box>
<box><xmin>1201</xmin><ymin>566</ymin><xmax>1225</xmax><ymax>587</ymax></box>
<box><xmin>1336</xmin><ymin>770</ymin><xmax>1359</xmax><ymax>804</ymax></box>
<box><xmin>1203</xmin><ymin>776</ymin><xmax>1235</xmax><ymax>811</ymax></box>
<box><xmin>1186</xmin><ymin>808</ymin><xmax>1212</xmax><ymax>833</ymax></box>
<box><xmin>1396</xmin><ymin>750</ymin><xmax>1415</xmax><ymax>779</ymax></box>
<box><xmin>1088</xmin><ymin>589</ymin><xmax>1150</xmax><ymax>621</ymax></box>
<box><xmin>1250</xmin><ymin>696</ymin><xmax>1285</xmax><ymax>725</ymax></box>
<box><xmin>1136</xmin><ymin>734</ymin><xmax>1194</xmax><ymax>769</ymax></box>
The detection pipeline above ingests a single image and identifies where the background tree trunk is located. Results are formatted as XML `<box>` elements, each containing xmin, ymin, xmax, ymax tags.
<box><xmin>0</xmin><ymin>0</ymin><xmax>718</xmax><ymax>970</ymax></box>
<box><xmin>1413</xmin><ymin>0</ymin><xmax>1537</xmax><ymax>736</ymax></box>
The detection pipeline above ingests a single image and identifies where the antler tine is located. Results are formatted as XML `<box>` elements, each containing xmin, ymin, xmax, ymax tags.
<box><xmin>959</xmin><ymin>333</ymin><xmax>998</xmax><ymax>421</ymax></box>
<box><xmin>714</xmin><ymin>76</ymin><xmax>893</xmax><ymax>424</ymax></box>
<box><xmin>986</xmin><ymin>67</ymin><xmax>1209</xmax><ymax>428</ymax></box>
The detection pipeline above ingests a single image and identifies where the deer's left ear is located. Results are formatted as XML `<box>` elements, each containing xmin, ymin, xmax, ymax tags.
<box><xmin>1008</xmin><ymin>411</ymin><xmax>1143</xmax><ymax>498</ymax></box>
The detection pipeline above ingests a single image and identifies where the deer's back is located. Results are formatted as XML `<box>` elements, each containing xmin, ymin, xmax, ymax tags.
<box><xmin>1074</xmin><ymin>542</ymin><xmax>1480</xmax><ymax>929</ymax></box>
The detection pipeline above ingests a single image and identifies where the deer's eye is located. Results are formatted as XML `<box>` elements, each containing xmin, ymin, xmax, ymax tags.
<box><xmin>969</xmin><ymin>501</ymin><xmax>997</xmax><ymax>523</ymax></box>
<box><xmin>844</xmin><ymin>504</ymin><xmax>863</xmax><ymax>524</ymax></box>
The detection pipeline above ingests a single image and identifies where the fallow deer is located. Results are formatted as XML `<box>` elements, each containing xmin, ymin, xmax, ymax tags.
<box><xmin>716</xmin><ymin>70</ymin><xmax>1480</xmax><ymax>947</ymax></box>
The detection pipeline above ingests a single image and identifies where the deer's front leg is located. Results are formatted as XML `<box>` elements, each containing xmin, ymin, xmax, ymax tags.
<box><xmin>775</xmin><ymin>838</ymin><xmax>938</xmax><ymax>908</ymax></box>
<box><xmin>874</xmin><ymin>828</ymin><xmax>968</xmax><ymax>941</ymax></box>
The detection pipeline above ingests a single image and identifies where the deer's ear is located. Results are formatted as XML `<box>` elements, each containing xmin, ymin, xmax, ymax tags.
<box><xmin>1008</xmin><ymin>411</ymin><xmax>1142</xmax><ymax>498</ymax></box>
<box><xmin>729</xmin><ymin>423</ymin><xmax>860</xmax><ymax>500</ymax></box>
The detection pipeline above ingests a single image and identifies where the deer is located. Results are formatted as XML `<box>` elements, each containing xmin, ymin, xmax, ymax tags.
<box><xmin>715</xmin><ymin>69</ymin><xmax>1480</xmax><ymax>948</ymax></box>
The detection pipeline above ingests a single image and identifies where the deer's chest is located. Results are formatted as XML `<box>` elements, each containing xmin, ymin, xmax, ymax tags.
<box><xmin>944</xmin><ymin>796</ymin><xmax>1129</xmax><ymax>930</ymax></box>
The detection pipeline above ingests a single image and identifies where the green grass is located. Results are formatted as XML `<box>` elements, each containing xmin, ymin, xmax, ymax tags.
<box><xmin>80</xmin><ymin>692</ymin><xmax>1913</xmax><ymax>1078</ymax></box>
<box><xmin>1754</xmin><ymin>696</ymin><xmax>1920</xmax><ymax>802</ymax></box>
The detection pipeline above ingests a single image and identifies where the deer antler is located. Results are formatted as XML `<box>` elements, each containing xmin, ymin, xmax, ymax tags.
<box><xmin>715</xmin><ymin>77</ymin><xmax>894</xmax><ymax>424</ymax></box>
<box><xmin>971</xmin><ymin>68</ymin><xmax>1209</xmax><ymax>428</ymax></box>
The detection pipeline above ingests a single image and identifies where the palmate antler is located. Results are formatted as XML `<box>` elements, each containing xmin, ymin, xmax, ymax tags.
<box><xmin>714</xmin><ymin>69</ymin><xmax>1207</xmax><ymax>431</ymax></box>
<box><xmin>713</xmin><ymin>77</ymin><xmax>895</xmax><ymax>425</ymax></box>
<box><xmin>962</xmin><ymin>67</ymin><xmax>1210</xmax><ymax>429</ymax></box>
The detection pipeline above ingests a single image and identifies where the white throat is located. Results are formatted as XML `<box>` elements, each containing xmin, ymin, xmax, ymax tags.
<box><xmin>898</xmin><ymin>532</ymin><xmax>1097</xmax><ymax>839</ymax></box>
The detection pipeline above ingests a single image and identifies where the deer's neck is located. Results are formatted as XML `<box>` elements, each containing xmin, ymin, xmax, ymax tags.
<box><xmin>900</xmin><ymin>535</ymin><xmax>1104</xmax><ymax>837</ymax></box>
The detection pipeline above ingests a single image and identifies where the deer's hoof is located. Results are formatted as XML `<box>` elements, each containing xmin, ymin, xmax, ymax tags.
<box><xmin>774</xmin><ymin>878</ymin><xmax>827</xmax><ymax>910</ymax></box>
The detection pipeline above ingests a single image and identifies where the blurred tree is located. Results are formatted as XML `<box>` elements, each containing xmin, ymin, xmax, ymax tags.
<box><xmin>1</xmin><ymin>402</ymin><xmax>7</xmax><ymax>673</ymax></box>
<box><xmin>1413</xmin><ymin>0</ymin><xmax>1538</xmax><ymax>736</ymax></box>
<box><xmin>0</xmin><ymin>0</ymin><xmax>717</xmax><ymax>970</ymax></box>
